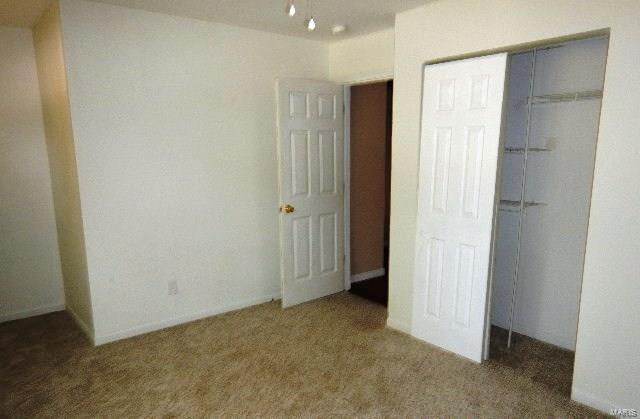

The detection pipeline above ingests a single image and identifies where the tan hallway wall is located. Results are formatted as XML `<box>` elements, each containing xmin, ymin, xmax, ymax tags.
<box><xmin>350</xmin><ymin>82</ymin><xmax>389</xmax><ymax>276</ymax></box>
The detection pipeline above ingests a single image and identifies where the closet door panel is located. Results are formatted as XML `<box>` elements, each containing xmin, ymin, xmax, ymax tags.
<box><xmin>413</xmin><ymin>53</ymin><xmax>508</xmax><ymax>363</ymax></box>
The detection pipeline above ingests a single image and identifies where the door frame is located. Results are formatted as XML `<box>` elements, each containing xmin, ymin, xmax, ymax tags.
<box><xmin>342</xmin><ymin>78</ymin><xmax>394</xmax><ymax>291</ymax></box>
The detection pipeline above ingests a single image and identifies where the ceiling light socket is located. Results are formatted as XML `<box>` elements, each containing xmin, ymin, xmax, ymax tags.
<box><xmin>332</xmin><ymin>24</ymin><xmax>346</xmax><ymax>35</ymax></box>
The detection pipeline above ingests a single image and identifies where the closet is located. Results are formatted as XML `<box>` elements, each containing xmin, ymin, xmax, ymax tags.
<box><xmin>490</xmin><ymin>36</ymin><xmax>609</xmax><ymax>351</ymax></box>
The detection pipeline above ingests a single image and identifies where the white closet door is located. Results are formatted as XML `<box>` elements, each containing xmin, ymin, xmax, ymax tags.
<box><xmin>412</xmin><ymin>54</ymin><xmax>508</xmax><ymax>363</ymax></box>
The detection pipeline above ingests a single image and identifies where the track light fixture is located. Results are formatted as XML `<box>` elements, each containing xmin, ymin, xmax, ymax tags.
<box><xmin>286</xmin><ymin>0</ymin><xmax>317</xmax><ymax>32</ymax></box>
<box><xmin>305</xmin><ymin>0</ymin><xmax>316</xmax><ymax>31</ymax></box>
<box><xmin>306</xmin><ymin>16</ymin><xmax>316</xmax><ymax>31</ymax></box>
<box><xmin>286</xmin><ymin>1</ymin><xmax>296</xmax><ymax>17</ymax></box>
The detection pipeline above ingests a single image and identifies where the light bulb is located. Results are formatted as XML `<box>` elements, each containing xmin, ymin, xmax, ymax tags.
<box><xmin>286</xmin><ymin>2</ymin><xmax>296</xmax><ymax>17</ymax></box>
<box><xmin>306</xmin><ymin>16</ymin><xmax>316</xmax><ymax>31</ymax></box>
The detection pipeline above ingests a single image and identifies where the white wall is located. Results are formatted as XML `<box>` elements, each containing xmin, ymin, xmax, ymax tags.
<box><xmin>58</xmin><ymin>0</ymin><xmax>330</xmax><ymax>343</ymax></box>
<box><xmin>329</xmin><ymin>28</ymin><xmax>394</xmax><ymax>84</ymax></box>
<box><xmin>389</xmin><ymin>0</ymin><xmax>640</xmax><ymax>412</ymax></box>
<box><xmin>0</xmin><ymin>26</ymin><xmax>65</xmax><ymax>322</ymax></box>
<box><xmin>33</xmin><ymin>1</ymin><xmax>94</xmax><ymax>338</ymax></box>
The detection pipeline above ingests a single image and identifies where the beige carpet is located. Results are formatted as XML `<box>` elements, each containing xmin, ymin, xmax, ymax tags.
<box><xmin>1</xmin><ymin>292</ymin><xmax>603</xmax><ymax>417</ymax></box>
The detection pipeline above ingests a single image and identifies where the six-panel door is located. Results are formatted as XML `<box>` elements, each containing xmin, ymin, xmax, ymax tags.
<box><xmin>277</xmin><ymin>79</ymin><xmax>345</xmax><ymax>308</ymax></box>
<box><xmin>412</xmin><ymin>54</ymin><xmax>508</xmax><ymax>362</ymax></box>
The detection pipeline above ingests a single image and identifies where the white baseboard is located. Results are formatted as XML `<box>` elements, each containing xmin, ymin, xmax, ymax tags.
<box><xmin>66</xmin><ymin>305</ymin><xmax>95</xmax><ymax>345</ymax></box>
<box><xmin>571</xmin><ymin>386</ymin><xmax>618</xmax><ymax>414</ymax></box>
<box><xmin>94</xmin><ymin>292</ymin><xmax>281</xmax><ymax>346</ymax></box>
<box><xmin>0</xmin><ymin>303</ymin><xmax>65</xmax><ymax>323</ymax></box>
<box><xmin>386</xmin><ymin>316</ymin><xmax>411</xmax><ymax>334</ymax></box>
<box><xmin>351</xmin><ymin>268</ymin><xmax>385</xmax><ymax>283</ymax></box>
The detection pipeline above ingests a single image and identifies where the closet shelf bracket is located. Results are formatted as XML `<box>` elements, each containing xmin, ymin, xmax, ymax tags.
<box><xmin>530</xmin><ymin>89</ymin><xmax>603</xmax><ymax>104</ymax></box>
<box><xmin>504</xmin><ymin>147</ymin><xmax>551</xmax><ymax>154</ymax></box>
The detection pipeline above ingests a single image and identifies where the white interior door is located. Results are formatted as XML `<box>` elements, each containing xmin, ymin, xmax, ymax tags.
<box><xmin>412</xmin><ymin>54</ymin><xmax>508</xmax><ymax>363</ymax></box>
<box><xmin>277</xmin><ymin>79</ymin><xmax>344</xmax><ymax>308</ymax></box>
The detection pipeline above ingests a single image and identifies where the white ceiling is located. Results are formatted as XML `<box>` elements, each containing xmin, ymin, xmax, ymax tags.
<box><xmin>89</xmin><ymin>0</ymin><xmax>431</xmax><ymax>41</ymax></box>
<box><xmin>0</xmin><ymin>0</ymin><xmax>431</xmax><ymax>41</ymax></box>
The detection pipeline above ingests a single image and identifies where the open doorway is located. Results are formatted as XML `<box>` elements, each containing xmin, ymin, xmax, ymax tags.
<box><xmin>347</xmin><ymin>80</ymin><xmax>393</xmax><ymax>306</ymax></box>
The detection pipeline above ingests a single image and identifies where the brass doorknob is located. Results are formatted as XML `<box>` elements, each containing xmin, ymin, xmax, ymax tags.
<box><xmin>280</xmin><ymin>204</ymin><xmax>295</xmax><ymax>214</ymax></box>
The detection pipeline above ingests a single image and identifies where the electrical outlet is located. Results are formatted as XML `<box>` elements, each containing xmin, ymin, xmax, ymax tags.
<box><xmin>168</xmin><ymin>280</ymin><xmax>179</xmax><ymax>296</ymax></box>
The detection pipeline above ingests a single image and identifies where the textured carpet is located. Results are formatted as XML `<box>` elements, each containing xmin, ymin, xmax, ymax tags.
<box><xmin>0</xmin><ymin>292</ymin><xmax>603</xmax><ymax>417</ymax></box>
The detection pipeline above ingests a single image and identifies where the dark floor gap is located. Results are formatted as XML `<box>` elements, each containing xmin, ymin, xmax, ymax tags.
<box><xmin>349</xmin><ymin>275</ymin><xmax>388</xmax><ymax>307</ymax></box>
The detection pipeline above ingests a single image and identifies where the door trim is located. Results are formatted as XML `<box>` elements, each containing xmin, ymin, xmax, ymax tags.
<box><xmin>343</xmin><ymin>85</ymin><xmax>351</xmax><ymax>290</ymax></box>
